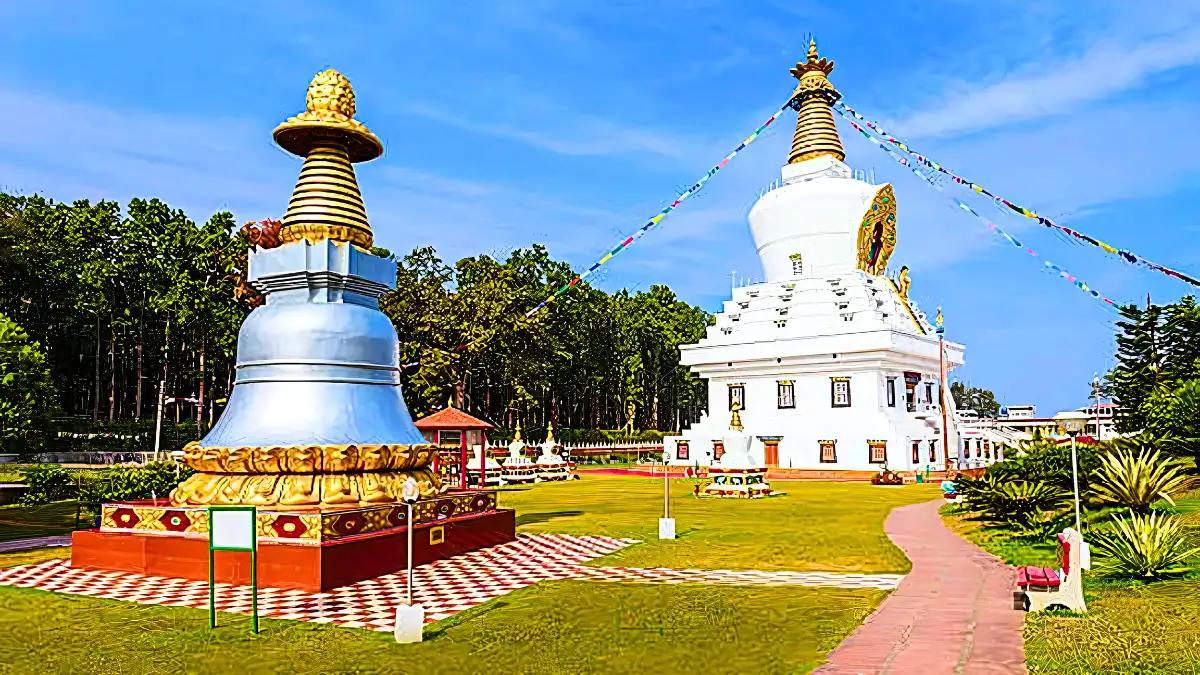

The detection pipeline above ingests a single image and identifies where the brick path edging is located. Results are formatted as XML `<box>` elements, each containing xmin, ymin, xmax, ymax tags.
<box><xmin>815</xmin><ymin>499</ymin><xmax>1027</xmax><ymax>675</ymax></box>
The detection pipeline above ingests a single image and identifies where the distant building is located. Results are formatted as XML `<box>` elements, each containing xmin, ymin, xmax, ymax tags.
<box><xmin>1004</xmin><ymin>405</ymin><xmax>1036</xmax><ymax>419</ymax></box>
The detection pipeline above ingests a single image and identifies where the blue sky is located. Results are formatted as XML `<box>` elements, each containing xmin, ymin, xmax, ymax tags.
<box><xmin>3</xmin><ymin>1</ymin><xmax>1200</xmax><ymax>415</ymax></box>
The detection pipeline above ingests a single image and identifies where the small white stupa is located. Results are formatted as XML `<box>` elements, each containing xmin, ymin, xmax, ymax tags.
<box><xmin>500</xmin><ymin>422</ymin><xmax>538</xmax><ymax>484</ymax></box>
<box><xmin>703</xmin><ymin>404</ymin><xmax>772</xmax><ymax>498</ymax></box>
<box><xmin>534</xmin><ymin>422</ymin><xmax>574</xmax><ymax>481</ymax></box>
<box><xmin>467</xmin><ymin>436</ymin><xmax>504</xmax><ymax>487</ymax></box>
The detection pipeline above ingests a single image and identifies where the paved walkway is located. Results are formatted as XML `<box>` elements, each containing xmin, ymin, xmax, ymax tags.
<box><xmin>0</xmin><ymin>533</ymin><xmax>903</xmax><ymax>631</ymax></box>
<box><xmin>0</xmin><ymin>536</ymin><xmax>72</xmax><ymax>553</ymax></box>
<box><xmin>816</xmin><ymin>500</ymin><xmax>1026</xmax><ymax>675</ymax></box>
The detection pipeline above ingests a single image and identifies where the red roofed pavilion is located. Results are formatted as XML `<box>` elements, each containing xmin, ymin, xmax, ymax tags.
<box><xmin>415</xmin><ymin>406</ymin><xmax>494</xmax><ymax>489</ymax></box>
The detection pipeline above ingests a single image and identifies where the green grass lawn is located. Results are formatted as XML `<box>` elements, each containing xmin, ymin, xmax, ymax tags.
<box><xmin>501</xmin><ymin>475</ymin><xmax>939</xmax><ymax>573</ymax></box>
<box><xmin>0</xmin><ymin>582</ymin><xmax>886</xmax><ymax>675</ymax></box>
<box><xmin>943</xmin><ymin>491</ymin><xmax>1200</xmax><ymax>675</ymax></box>
<box><xmin>0</xmin><ymin>501</ymin><xmax>90</xmax><ymax>542</ymax></box>
<box><xmin>0</xmin><ymin>478</ymin><xmax>939</xmax><ymax>674</ymax></box>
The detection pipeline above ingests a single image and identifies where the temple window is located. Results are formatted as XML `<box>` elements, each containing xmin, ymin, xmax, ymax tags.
<box><xmin>831</xmin><ymin>378</ymin><xmax>851</xmax><ymax>408</ymax></box>
<box><xmin>440</xmin><ymin>430</ymin><xmax>462</xmax><ymax>446</ymax></box>
<box><xmin>928</xmin><ymin>441</ymin><xmax>937</xmax><ymax>463</ymax></box>
<box><xmin>868</xmin><ymin>441</ymin><xmax>887</xmax><ymax>464</ymax></box>
<box><xmin>676</xmin><ymin>441</ymin><xmax>689</xmax><ymax>461</ymax></box>
<box><xmin>819</xmin><ymin>440</ymin><xmax>837</xmax><ymax>463</ymax></box>
<box><xmin>925</xmin><ymin>383</ymin><xmax>934</xmax><ymax>406</ymax></box>
<box><xmin>792</xmin><ymin>257</ymin><xmax>803</xmax><ymax>276</ymax></box>
<box><xmin>912</xmin><ymin>441</ymin><xmax>920</xmax><ymax>463</ymax></box>
<box><xmin>777</xmin><ymin>381</ymin><xmax>795</xmax><ymax>409</ymax></box>
<box><xmin>886</xmin><ymin>378</ymin><xmax>896</xmax><ymax>407</ymax></box>
<box><xmin>728</xmin><ymin>384</ymin><xmax>745</xmax><ymax>411</ymax></box>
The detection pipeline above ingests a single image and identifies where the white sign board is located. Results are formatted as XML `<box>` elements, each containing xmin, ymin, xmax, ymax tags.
<box><xmin>210</xmin><ymin>509</ymin><xmax>256</xmax><ymax>551</ymax></box>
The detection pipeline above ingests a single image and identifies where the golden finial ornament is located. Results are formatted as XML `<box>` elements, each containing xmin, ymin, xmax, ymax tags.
<box><xmin>273</xmin><ymin>69</ymin><xmax>383</xmax><ymax>249</ymax></box>
<box><xmin>787</xmin><ymin>40</ymin><xmax>845</xmax><ymax>164</ymax></box>
<box><xmin>546</xmin><ymin>420</ymin><xmax>556</xmax><ymax>444</ymax></box>
<box><xmin>513</xmin><ymin>420</ymin><xmax>523</xmax><ymax>443</ymax></box>
<box><xmin>936</xmin><ymin>307</ymin><xmax>944</xmax><ymax>328</ymax></box>
<box><xmin>729</xmin><ymin>403</ymin><xmax>744</xmax><ymax>432</ymax></box>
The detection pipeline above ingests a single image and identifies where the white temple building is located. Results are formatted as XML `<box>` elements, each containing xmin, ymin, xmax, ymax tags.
<box><xmin>665</xmin><ymin>43</ymin><xmax>965</xmax><ymax>475</ymax></box>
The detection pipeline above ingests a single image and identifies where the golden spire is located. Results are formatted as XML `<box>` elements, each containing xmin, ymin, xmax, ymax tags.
<box><xmin>787</xmin><ymin>40</ymin><xmax>845</xmax><ymax>164</ymax></box>
<box><xmin>513</xmin><ymin>420</ymin><xmax>522</xmax><ymax>443</ymax></box>
<box><xmin>546</xmin><ymin>420</ymin><xmax>556</xmax><ymax>444</ymax></box>
<box><xmin>729</xmin><ymin>403</ymin><xmax>744</xmax><ymax>432</ymax></box>
<box><xmin>273</xmin><ymin>69</ymin><xmax>383</xmax><ymax>249</ymax></box>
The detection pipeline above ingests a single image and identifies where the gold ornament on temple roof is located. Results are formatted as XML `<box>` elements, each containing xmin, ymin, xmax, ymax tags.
<box><xmin>897</xmin><ymin>266</ymin><xmax>911</xmax><ymax>300</ymax></box>
<box><xmin>274</xmin><ymin>69</ymin><xmax>381</xmax><ymax>249</ymax></box>
<box><xmin>729</xmin><ymin>403</ymin><xmax>744</xmax><ymax>432</ymax></box>
<box><xmin>787</xmin><ymin>40</ymin><xmax>845</xmax><ymax>164</ymax></box>
<box><xmin>856</xmin><ymin>184</ymin><xmax>898</xmax><ymax>275</ymax></box>
<box><xmin>936</xmin><ymin>307</ymin><xmax>944</xmax><ymax>328</ymax></box>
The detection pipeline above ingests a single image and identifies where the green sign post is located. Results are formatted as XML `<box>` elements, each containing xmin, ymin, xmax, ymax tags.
<box><xmin>207</xmin><ymin>505</ymin><xmax>259</xmax><ymax>634</ymax></box>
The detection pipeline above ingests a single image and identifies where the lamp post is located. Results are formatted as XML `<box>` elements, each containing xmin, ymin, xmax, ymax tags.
<box><xmin>1053</xmin><ymin>411</ymin><xmax>1089</xmax><ymax>532</ymax></box>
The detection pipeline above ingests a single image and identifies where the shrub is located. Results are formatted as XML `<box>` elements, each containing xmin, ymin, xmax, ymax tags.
<box><xmin>78</xmin><ymin>462</ymin><xmax>193</xmax><ymax>504</ymax></box>
<box><xmin>957</xmin><ymin>473</ymin><xmax>1071</xmax><ymax>532</ymax></box>
<box><xmin>1089</xmin><ymin>510</ymin><xmax>1200</xmax><ymax>579</ymax></box>
<box><xmin>1091</xmin><ymin>444</ymin><xmax>1196</xmax><ymax>512</ymax></box>
<box><xmin>19</xmin><ymin>464</ymin><xmax>73</xmax><ymax>505</ymax></box>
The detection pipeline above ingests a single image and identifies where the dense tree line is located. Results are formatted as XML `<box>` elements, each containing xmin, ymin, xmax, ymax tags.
<box><xmin>1107</xmin><ymin>295</ymin><xmax>1200</xmax><ymax>468</ymax></box>
<box><xmin>0</xmin><ymin>192</ymin><xmax>711</xmax><ymax>451</ymax></box>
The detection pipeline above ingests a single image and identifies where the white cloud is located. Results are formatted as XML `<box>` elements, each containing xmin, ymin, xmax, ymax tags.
<box><xmin>897</xmin><ymin>24</ymin><xmax>1200</xmax><ymax>139</ymax></box>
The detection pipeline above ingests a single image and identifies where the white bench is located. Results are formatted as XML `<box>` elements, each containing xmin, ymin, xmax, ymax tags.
<box><xmin>1016</xmin><ymin>527</ymin><xmax>1086</xmax><ymax>613</ymax></box>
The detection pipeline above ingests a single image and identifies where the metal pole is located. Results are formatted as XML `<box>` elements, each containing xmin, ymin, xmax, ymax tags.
<box><xmin>406</xmin><ymin>502</ymin><xmax>414</xmax><ymax>605</ymax></box>
<box><xmin>663</xmin><ymin>457</ymin><xmax>669</xmax><ymax>519</ymax></box>
<box><xmin>208</xmin><ymin>546</ymin><xmax>216</xmax><ymax>629</ymax></box>
<box><xmin>154</xmin><ymin>380</ymin><xmax>165</xmax><ymax>462</ymax></box>
<box><xmin>251</xmin><ymin>511</ymin><xmax>259</xmax><ymax>634</ymax></box>
<box><xmin>939</xmin><ymin>336</ymin><xmax>950</xmax><ymax>470</ymax></box>
<box><xmin>1070</xmin><ymin>434</ymin><xmax>1082</xmax><ymax>532</ymax></box>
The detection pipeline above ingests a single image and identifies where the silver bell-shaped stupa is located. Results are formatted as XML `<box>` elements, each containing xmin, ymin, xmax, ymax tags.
<box><xmin>171</xmin><ymin>70</ymin><xmax>440</xmax><ymax>508</ymax></box>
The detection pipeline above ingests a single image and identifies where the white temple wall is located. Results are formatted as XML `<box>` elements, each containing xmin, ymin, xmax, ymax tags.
<box><xmin>672</xmin><ymin>366</ymin><xmax>952</xmax><ymax>472</ymax></box>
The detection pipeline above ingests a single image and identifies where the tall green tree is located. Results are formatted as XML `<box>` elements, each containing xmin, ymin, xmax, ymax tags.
<box><xmin>0</xmin><ymin>313</ymin><xmax>57</xmax><ymax>452</ymax></box>
<box><xmin>950</xmin><ymin>381</ymin><xmax>1001</xmax><ymax>417</ymax></box>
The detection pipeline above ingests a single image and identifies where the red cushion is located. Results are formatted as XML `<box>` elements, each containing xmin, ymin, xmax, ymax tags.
<box><xmin>1017</xmin><ymin>565</ymin><xmax>1061</xmax><ymax>588</ymax></box>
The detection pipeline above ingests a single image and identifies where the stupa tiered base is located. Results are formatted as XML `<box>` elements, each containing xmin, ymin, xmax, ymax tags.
<box><xmin>702</xmin><ymin>467</ymin><xmax>773</xmax><ymax>498</ymax></box>
<box><xmin>70</xmin><ymin>489</ymin><xmax>515</xmax><ymax>592</ymax></box>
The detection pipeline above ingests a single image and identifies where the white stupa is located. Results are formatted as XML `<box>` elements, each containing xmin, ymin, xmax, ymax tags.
<box><xmin>534</xmin><ymin>422</ymin><xmax>574</xmax><ymax>481</ymax></box>
<box><xmin>703</xmin><ymin>405</ymin><xmax>772</xmax><ymax>497</ymax></box>
<box><xmin>667</xmin><ymin>42</ymin><xmax>965</xmax><ymax>476</ymax></box>
<box><xmin>467</xmin><ymin>438</ymin><xmax>505</xmax><ymax>487</ymax></box>
<box><xmin>500</xmin><ymin>422</ymin><xmax>538</xmax><ymax>484</ymax></box>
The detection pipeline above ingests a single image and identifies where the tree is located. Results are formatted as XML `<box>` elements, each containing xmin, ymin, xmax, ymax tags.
<box><xmin>0</xmin><ymin>313</ymin><xmax>57</xmax><ymax>452</ymax></box>
<box><xmin>950</xmin><ymin>381</ymin><xmax>1000</xmax><ymax>417</ymax></box>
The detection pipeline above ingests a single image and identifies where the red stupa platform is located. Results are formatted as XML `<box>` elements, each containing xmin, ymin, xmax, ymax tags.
<box><xmin>71</xmin><ymin>490</ymin><xmax>515</xmax><ymax>592</ymax></box>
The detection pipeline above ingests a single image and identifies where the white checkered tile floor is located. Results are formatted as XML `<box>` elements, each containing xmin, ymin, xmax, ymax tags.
<box><xmin>0</xmin><ymin>534</ymin><xmax>903</xmax><ymax>631</ymax></box>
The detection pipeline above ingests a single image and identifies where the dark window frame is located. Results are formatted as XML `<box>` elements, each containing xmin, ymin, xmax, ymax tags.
<box><xmin>677</xmin><ymin>441</ymin><xmax>689</xmax><ymax>461</ymax></box>
<box><xmin>777</xmin><ymin>381</ymin><xmax>795</xmax><ymax>409</ymax></box>
<box><xmin>728</xmin><ymin>384</ymin><xmax>745</xmax><ymax>411</ymax></box>
<box><xmin>912</xmin><ymin>441</ymin><xmax>920</xmax><ymax>464</ymax></box>
<box><xmin>928</xmin><ymin>441</ymin><xmax>937</xmax><ymax>463</ymax></box>
<box><xmin>831</xmin><ymin>378</ymin><xmax>851</xmax><ymax>408</ymax></box>
<box><xmin>868</xmin><ymin>442</ymin><xmax>887</xmax><ymax>464</ymax></box>
<box><xmin>886</xmin><ymin>378</ymin><xmax>896</xmax><ymax>408</ymax></box>
<box><xmin>819</xmin><ymin>441</ymin><xmax>837</xmax><ymax>463</ymax></box>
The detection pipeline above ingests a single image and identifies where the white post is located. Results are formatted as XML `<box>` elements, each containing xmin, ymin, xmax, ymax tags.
<box><xmin>406</xmin><ymin>501</ymin><xmax>414</xmax><ymax>605</ymax></box>
<box><xmin>395</xmin><ymin>478</ymin><xmax>424</xmax><ymax>643</ymax></box>
<box><xmin>1070</xmin><ymin>435</ymin><xmax>1082</xmax><ymax>533</ymax></box>
<box><xmin>658</xmin><ymin>456</ymin><xmax>675</xmax><ymax>539</ymax></box>
<box><xmin>153</xmin><ymin>380</ymin><xmax>165</xmax><ymax>462</ymax></box>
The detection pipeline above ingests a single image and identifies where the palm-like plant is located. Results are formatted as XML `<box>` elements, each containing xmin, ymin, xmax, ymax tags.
<box><xmin>1091</xmin><ymin>444</ymin><xmax>1196</xmax><ymax>511</ymax></box>
<box><xmin>1089</xmin><ymin>510</ymin><xmax>1200</xmax><ymax>578</ymax></box>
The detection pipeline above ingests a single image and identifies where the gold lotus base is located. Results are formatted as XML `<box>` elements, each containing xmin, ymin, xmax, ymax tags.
<box><xmin>169</xmin><ymin>469</ymin><xmax>443</xmax><ymax>508</ymax></box>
